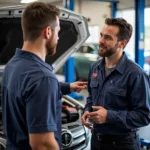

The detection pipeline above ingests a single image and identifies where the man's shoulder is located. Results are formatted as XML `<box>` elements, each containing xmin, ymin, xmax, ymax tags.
<box><xmin>125</xmin><ymin>58</ymin><xmax>148</xmax><ymax>79</ymax></box>
<box><xmin>3</xmin><ymin>57</ymin><xmax>58</xmax><ymax>85</ymax></box>
<box><xmin>28</xmin><ymin>68</ymin><xmax>58</xmax><ymax>86</ymax></box>
<box><xmin>126</xmin><ymin>58</ymin><xmax>145</xmax><ymax>74</ymax></box>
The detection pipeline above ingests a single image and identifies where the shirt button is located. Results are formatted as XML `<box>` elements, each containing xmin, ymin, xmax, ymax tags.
<box><xmin>113</xmin><ymin>141</ymin><xmax>115</xmax><ymax>145</ymax></box>
<box><xmin>110</xmin><ymin>80</ymin><xmax>113</xmax><ymax>84</ymax></box>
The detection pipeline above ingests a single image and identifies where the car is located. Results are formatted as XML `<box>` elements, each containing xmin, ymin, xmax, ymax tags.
<box><xmin>57</xmin><ymin>43</ymin><xmax>100</xmax><ymax>81</ymax></box>
<box><xmin>0</xmin><ymin>5</ymin><xmax>90</xmax><ymax>150</ymax></box>
<box><xmin>74</xmin><ymin>43</ymin><xmax>99</xmax><ymax>80</ymax></box>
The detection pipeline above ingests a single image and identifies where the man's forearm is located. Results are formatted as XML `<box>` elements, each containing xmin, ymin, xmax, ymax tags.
<box><xmin>31</xmin><ymin>139</ymin><xmax>59</xmax><ymax>150</ymax></box>
<box><xmin>107</xmin><ymin>109</ymin><xmax>150</xmax><ymax>129</ymax></box>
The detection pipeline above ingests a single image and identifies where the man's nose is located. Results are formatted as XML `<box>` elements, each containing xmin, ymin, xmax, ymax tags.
<box><xmin>99</xmin><ymin>37</ymin><xmax>105</xmax><ymax>44</ymax></box>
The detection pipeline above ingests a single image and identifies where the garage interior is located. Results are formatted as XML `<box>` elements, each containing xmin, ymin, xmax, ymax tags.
<box><xmin>0</xmin><ymin>0</ymin><xmax>150</xmax><ymax>150</ymax></box>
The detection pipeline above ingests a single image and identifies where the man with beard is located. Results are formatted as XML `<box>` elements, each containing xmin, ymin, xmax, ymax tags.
<box><xmin>1</xmin><ymin>2</ymin><xmax>87</xmax><ymax>150</ymax></box>
<box><xmin>82</xmin><ymin>18</ymin><xmax>150</xmax><ymax>150</ymax></box>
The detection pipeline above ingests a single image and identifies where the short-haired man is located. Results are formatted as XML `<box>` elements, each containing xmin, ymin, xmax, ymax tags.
<box><xmin>2</xmin><ymin>2</ymin><xmax>87</xmax><ymax>150</ymax></box>
<box><xmin>82</xmin><ymin>18</ymin><xmax>150</xmax><ymax>150</ymax></box>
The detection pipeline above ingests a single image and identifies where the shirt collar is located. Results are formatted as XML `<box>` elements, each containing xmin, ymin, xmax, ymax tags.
<box><xmin>115</xmin><ymin>52</ymin><xmax>128</xmax><ymax>74</ymax></box>
<box><xmin>15</xmin><ymin>48</ymin><xmax>53</xmax><ymax>71</ymax></box>
<box><xmin>96</xmin><ymin>52</ymin><xmax>128</xmax><ymax>75</ymax></box>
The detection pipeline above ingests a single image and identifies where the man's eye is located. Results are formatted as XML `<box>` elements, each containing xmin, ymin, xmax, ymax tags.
<box><xmin>105</xmin><ymin>36</ymin><xmax>111</xmax><ymax>40</ymax></box>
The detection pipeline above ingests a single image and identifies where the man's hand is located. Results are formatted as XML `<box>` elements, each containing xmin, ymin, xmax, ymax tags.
<box><xmin>81</xmin><ymin>111</ymin><xmax>93</xmax><ymax>130</ymax></box>
<box><xmin>70</xmin><ymin>81</ymin><xmax>88</xmax><ymax>93</ymax></box>
<box><xmin>88</xmin><ymin>106</ymin><xmax>108</xmax><ymax>124</ymax></box>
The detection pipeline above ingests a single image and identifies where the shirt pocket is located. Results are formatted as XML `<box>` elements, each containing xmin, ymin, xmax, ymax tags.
<box><xmin>90</xmin><ymin>79</ymin><xmax>99</xmax><ymax>88</ymax></box>
<box><xmin>105</xmin><ymin>85</ymin><xmax>127</xmax><ymax>109</ymax></box>
<box><xmin>107</xmin><ymin>86</ymin><xmax>126</xmax><ymax>96</ymax></box>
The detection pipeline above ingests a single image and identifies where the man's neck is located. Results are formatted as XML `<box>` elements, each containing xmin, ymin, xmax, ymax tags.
<box><xmin>22</xmin><ymin>40</ymin><xmax>46</xmax><ymax>61</ymax></box>
<box><xmin>105</xmin><ymin>50</ymin><xmax>123</xmax><ymax>68</ymax></box>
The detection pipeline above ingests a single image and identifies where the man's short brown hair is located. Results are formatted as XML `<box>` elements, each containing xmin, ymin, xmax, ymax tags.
<box><xmin>22</xmin><ymin>2</ymin><xmax>60</xmax><ymax>41</ymax></box>
<box><xmin>105</xmin><ymin>18</ymin><xmax>133</xmax><ymax>44</ymax></box>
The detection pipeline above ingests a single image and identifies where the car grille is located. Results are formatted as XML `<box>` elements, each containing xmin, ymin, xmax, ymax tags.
<box><xmin>62</xmin><ymin>125</ymin><xmax>87</xmax><ymax>150</ymax></box>
<box><xmin>0</xmin><ymin>132</ymin><xmax>6</xmax><ymax>150</ymax></box>
<box><xmin>68</xmin><ymin>124</ymin><xmax>79</xmax><ymax>129</ymax></box>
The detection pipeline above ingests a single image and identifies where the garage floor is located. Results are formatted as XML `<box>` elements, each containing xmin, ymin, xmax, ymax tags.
<box><xmin>79</xmin><ymin>89</ymin><xmax>150</xmax><ymax>150</ymax></box>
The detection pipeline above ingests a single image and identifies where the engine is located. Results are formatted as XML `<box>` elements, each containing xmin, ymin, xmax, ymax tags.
<box><xmin>62</xmin><ymin>105</ymin><xmax>79</xmax><ymax>124</ymax></box>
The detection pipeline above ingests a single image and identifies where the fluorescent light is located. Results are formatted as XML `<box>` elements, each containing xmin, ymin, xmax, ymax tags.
<box><xmin>21</xmin><ymin>0</ymin><xmax>38</xmax><ymax>3</ymax></box>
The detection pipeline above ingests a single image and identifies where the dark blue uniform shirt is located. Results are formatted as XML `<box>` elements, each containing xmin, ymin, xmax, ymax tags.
<box><xmin>2</xmin><ymin>49</ymin><xmax>68</xmax><ymax>149</ymax></box>
<box><xmin>85</xmin><ymin>52</ymin><xmax>150</xmax><ymax>135</ymax></box>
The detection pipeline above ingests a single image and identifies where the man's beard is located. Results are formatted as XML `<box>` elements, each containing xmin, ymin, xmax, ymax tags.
<box><xmin>46</xmin><ymin>34</ymin><xmax>58</xmax><ymax>56</ymax></box>
<box><xmin>98</xmin><ymin>43</ymin><xmax>118</xmax><ymax>57</ymax></box>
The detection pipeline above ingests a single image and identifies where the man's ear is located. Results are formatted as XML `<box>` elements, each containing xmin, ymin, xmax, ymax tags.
<box><xmin>43</xmin><ymin>26</ymin><xmax>52</xmax><ymax>39</ymax></box>
<box><xmin>119</xmin><ymin>40</ymin><xmax>127</xmax><ymax>49</ymax></box>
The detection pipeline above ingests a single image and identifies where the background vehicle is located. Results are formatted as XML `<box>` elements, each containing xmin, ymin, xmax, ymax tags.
<box><xmin>0</xmin><ymin>5</ymin><xmax>90</xmax><ymax>150</ymax></box>
<box><xmin>57</xmin><ymin>43</ymin><xmax>99</xmax><ymax>81</ymax></box>
<box><xmin>74</xmin><ymin>43</ymin><xmax>99</xmax><ymax>80</ymax></box>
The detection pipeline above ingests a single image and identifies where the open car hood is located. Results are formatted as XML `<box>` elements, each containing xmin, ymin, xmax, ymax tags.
<box><xmin>0</xmin><ymin>5</ymin><xmax>90</xmax><ymax>73</ymax></box>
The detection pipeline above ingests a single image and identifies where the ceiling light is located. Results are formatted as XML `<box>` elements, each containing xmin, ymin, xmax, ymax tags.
<box><xmin>21</xmin><ymin>0</ymin><xmax>38</xmax><ymax>3</ymax></box>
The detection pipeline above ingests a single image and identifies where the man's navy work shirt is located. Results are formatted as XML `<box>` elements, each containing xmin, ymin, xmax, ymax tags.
<box><xmin>85</xmin><ymin>52</ymin><xmax>150</xmax><ymax>135</ymax></box>
<box><xmin>2</xmin><ymin>49</ymin><xmax>68</xmax><ymax>149</ymax></box>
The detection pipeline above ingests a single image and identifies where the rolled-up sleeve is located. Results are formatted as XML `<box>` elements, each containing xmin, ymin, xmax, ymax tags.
<box><xmin>26</xmin><ymin>77</ymin><xmax>59</xmax><ymax>133</ymax></box>
<box><xmin>107</xmin><ymin>73</ymin><xmax>150</xmax><ymax>129</ymax></box>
